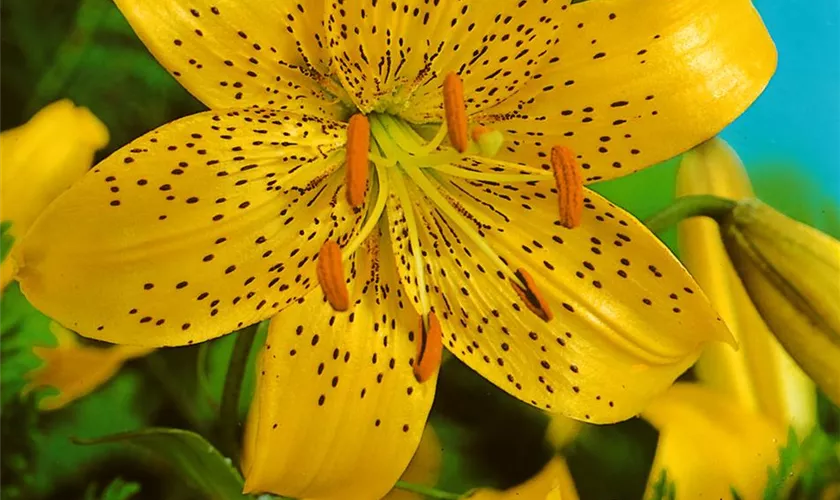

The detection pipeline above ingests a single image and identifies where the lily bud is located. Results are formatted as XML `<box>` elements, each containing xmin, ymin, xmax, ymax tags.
<box><xmin>677</xmin><ymin>138</ymin><xmax>816</xmax><ymax>433</ymax></box>
<box><xmin>722</xmin><ymin>199</ymin><xmax>840</xmax><ymax>404</ymax></box>
<box><xmin>1</xmin><ymin>100</ymin><xmax>108</xmax><ymax>289</ymax></box>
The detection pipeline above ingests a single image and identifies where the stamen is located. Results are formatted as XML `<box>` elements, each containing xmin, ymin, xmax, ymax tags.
<box><xmin>346</xmin><ymin>113</ymin><xmax>370</xmax><ymax>207</ymax></box>
<box><xmin>428</xmin><ymin>164</ymin><xmax>551</xmax><ymax>182</ymax></box>
<box><xmin>510</xmin><ymin>268</ymin><xmax>554</xmax><ymax>322</ymax></box>
<box><xmin>443</xmin><ymin>72</ymin><xmax>469</xmax><ymax>153</ymax></box>
<box><xmin>414</xmin><ymin>312</ymin><xmax>443</xmax><ymax>383</ymax></box>
<box><xmin>341</xmin><ymin>162</ymin><xmax>390</xmax><ymax>259</ymax></box>
<box><xmin>550</xmin><ymin>146</ymin><xmax>583</xmax><ymax>229</ymax></box>
<box><xmin>316</xmin><ymin>240</ymin><xmax>350</xmax><ymax>311</ymax></box>
<box><xmin>402</xmin><ymin>164</ymin><xmax>521</xmax><ymax>285</ymax></box>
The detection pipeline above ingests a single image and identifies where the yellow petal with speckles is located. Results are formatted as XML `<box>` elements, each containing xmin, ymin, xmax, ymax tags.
<box><xmin>1</xmin><ymin>100</ymin><xmax>108</xmax><ymax>241</ymax></box>
<box><xmin>387</xmin><ymin>158</ymin><xmax>731</xmax><ymax>423</ymax></box>
<box><xmin>23</xmin><ymin>323</ymin><xmax>152</xmax><ymax>411</ymax></box>
<box><xmin>114</xmin><ymin>0</ymin><xmax>344</xmax><ymax>116</ymax></box>
<box><xmin>465</xmin><ymin>457</ymin><xmax>579</xmax><ymax>500</ymax></box>
<box><xmin>242</xmin><ymin>230</ymin><xmax>436</xmax><ymax>500</ymax></box>
<box><xmin>18</xmin><ymin>108</ymin><xmax>365</xmax><ymax>347</ymax></box>
<box><xmin>677</xmin><ymin>138</ymin><xmax>816</xmax><ymax>435</ymax></box>
<box><xmin>324</xmin><ymin>0</ymin><xmax>571</xmax><ymax>117</ymax></box>
<box><xmin>642</xmin><ymin>383</ymin><xmax>788</xmax><ymax>500</ymax></box>
<box><xmin>477</xmin><ymin>0</ymin><xmax>776</xmax><ymax>184</ymax></box>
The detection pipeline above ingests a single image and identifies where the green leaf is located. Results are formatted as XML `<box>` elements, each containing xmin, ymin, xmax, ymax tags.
<box><xmin>84</xmin><ymin>477</ymin><xmax>141</xmax><ymax>500</ymax></box>
<box><xmin>647</xmin><ymin>469</ymin><xmax>676</xmax><ymax>500</ymax></box>
<box><xmin>0</xmin><ymin>395</ymin><xmax>39</xmax><ymax>500</ymax></box>
<box><xmin>1</xmin><ymin>221</ymin><xmax>14</xmax><ymax>262</ymax></box>
<box><xmin>75</xmin><ymin>427</ymin><xmax>249</xmax><ymax>500</ymax></box>
<box><xmin>763</xmin><ymin>427</ymin><xmax>799</xmax><ymax>500</ymax></box>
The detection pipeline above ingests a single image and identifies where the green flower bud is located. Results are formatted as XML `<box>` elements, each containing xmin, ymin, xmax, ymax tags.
<box><xmin>722</xmin><ymin>199</ymin><xmax>840</xmax><ymax>404</ymax></box>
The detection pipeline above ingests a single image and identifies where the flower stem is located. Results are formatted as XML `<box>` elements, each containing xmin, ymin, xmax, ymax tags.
<box><xmin>218</xmin><ymin>323</ymin><xmax>259</xmax><ymax>464</ymax></box>
<box><xmin>644</xmin><ymin>195</ymin><xmax>737</xmax><ymax>234</ymax></box>
<box><xmin>394</xmin><ymin>481</ymin><xmax>461</xmax><ymax>500</ymax></box>
<box><xmin>142</xmin><ymin>354</ymin><xmax>206</xmax><ymax>433</ymax></box>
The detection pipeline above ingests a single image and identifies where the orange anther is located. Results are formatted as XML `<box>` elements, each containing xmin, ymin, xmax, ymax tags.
<box><xmin>443</xmin><ymin>72</ymin><xmax>469</xmax><ymax>153</ymax></box>
<box><xmin>550</xmin><ymin>146</ymin><xmax>583</xmax><ymax>229</ymax></box>
<box><xmin>414</xmin><ymin>312</ymin><xmax>443</xmax><ymax>383</ymax></box>
<box><xmin>345</xmin><ymin>113</ymin><xmax>370</xmax><ymax>208</ymax></box>
<box><xmin>316</xmin><ymin>240</ymin><xmax>349</xmax><ymax>311</ymax></box>
<box><xmin>511</xmin><ymin>268</ymin><xmax>554</xmax><ymax>322</ymax></box>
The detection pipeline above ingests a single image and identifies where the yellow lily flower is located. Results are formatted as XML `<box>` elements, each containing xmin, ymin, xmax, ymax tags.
<box><xmin>676</xmin><ymin>138</ymin><xmax>817</xmax><ymax>433</ymax></box>
<box><xmin>642</xmin><ymin>383</ymin><xmax>788</xmax><ymax>500</ymax></box>
<box><xmin>465</xmin><ymin>457</ymin><xmax>579</xmax><ymax>500</ymax></box>
<box><xmin>722</xmin><ymin>199</ymin><xmax>840</xmax><ymax>405</ymax></box>
<box><xmin>0</xmin><ymin>99</ymin><xmax>108</xmax><ymax>289</ymax></box>
<box><xmin>23</xmin><ymin>323</ymin><xmax>152</xmax><ymax>411</ymax></box>
<box><xmin>13</xmin><ymin>1</ymin><xmax>775</xmax><ymax>498</ymax></box>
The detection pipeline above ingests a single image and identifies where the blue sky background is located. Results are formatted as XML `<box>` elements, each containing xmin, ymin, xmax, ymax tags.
<box><xmin>723</xmin><ymin>0</ymin><xmax>840</xmax><ymax>200</ymax></box>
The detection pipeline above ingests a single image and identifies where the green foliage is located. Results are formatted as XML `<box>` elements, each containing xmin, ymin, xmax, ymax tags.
<box><xmin>75</xmin><ymin>428</ymin><xmax>250</xmax><ymax>500</ymax></box>
<box><xmin>763</xmin><ymin>427</ymin><xmax>800</xmax><ymax>500</ymax></box>
<box><xmin>0</xmin><ymin>0</ymin><xmax>202</xmax><ymax>156</ymax></box>
<box><xmin>566</xmin><ymin>419</ymin><xmax>658</xmax><ymax>500</ymax></box>
<box><xmin>84</xmin><ymin>477</ymin><xmax>142</xmax><ymax>500</ymax></box>
<box><xmin>1</xmin><ymin>221</ymin><xmax>14</xmax><ymax>262</ymax></box>
<box><xmin>0</xmin><ymin>395</ymin><xmax>40</xmax><ymax>499</ymax></box>
<box><xmin>761</xmin><ymin>423</ymin><xmax>840</xmax><ymax>500</ymax></box>
<box><xmin>647</xmin><ymin>470</ymin><xmax>676</xmax><ymax>500</ymax></box>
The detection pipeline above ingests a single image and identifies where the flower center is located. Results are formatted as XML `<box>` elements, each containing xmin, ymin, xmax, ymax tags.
<box><xmin>316</xmin><ymin>74</ymin><xmax>585</xmax><ymax>380</ymax></box>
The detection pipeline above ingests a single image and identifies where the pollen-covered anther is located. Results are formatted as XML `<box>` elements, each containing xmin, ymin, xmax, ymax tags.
<box><xmin>414</xmin><ymin>312</ymin><xmax>443</xmax><ymax>383</ymax></box>
<box><xmin>443</xmin><ymin>72</ymin><xmax>469</xmax><ymax>153</ymax></box>
<box><xmin>345</xmin><ymin>113</ymin><xmax>370</xmax><ymax>208</ymax></box>
<box><xmin>550</xmin><ymin>146</ymin><xmax>584</xmax><ymax>229</ymax></box>
<box><xmin>511</xmin><ymin>268</ymin><xmax>554</xmax><ymax>322</ymax></box>
<box><xmin>316</xmin><ymin>240</ymin><xmax>350</xmax><ymax>312</ymax></box>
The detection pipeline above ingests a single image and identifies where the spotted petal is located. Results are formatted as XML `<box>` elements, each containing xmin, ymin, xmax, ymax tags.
<box><xmin>18</xmin><ymin>108</ymin><xmax>364</xmax><ymax>347</ymax></box>
<box><xmin>115</xmin><ymin>0</ymin><xmax>342</xmax><ymax>116</ymax></box>
<box><xmin>242</xmin><ymin>230</ymin><xmax>436</xmax><ymax>500</ymax></box>
<box><xmin>387</xmin><ymin>159</ymin><xmax>731</xmax><ymax>422</ymax></box>
<box><xmin>476</xmin><ymin>0</ymin><xmax>776</xmax><ymax>183</ymax></box>
<box><xmin>324</xmin><ymin>0</ymin><xmax>570</xmax><ymax>117</ymax></box>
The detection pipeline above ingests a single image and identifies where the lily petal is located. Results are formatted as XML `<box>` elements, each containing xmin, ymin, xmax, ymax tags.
<box><xmin>115</xmin><ymin>0</ymin><xmax>342</xmax><ymax>116</ymax></box>
<box><xmin>677</xmin><ymin>138</ymin><xmax>816</xmax><ymax>434</ymax></box>
<box><xmin>324</xmin><ymin>0</ymin><xmax>571</xmax><ymax>117</ymax></box>
<box><xmin>465</xmin><ymin>457</ymin><xmax>579</xmax><ymax>500</ymax></box>
<box><xmin>18</xmin><ymin>108</ymin><xmax>364</xmax><ymax>347</ymax></box>
<box><xmin>23</xmin><ymin>323</ymin><xmax>152</xmax><ymax>411</ymax></box>
<box><xmin>642</xmin><ymin>383</ymin><xmax>788</xmax><ymax>500</ymax></box>
<box><xmin>242</xmin><ymin>229</ymin><xmax>436</xmax><ymax>500</ymax></box>
<box><xmin>387</xmin><ymin>159</ymin><xmax>730</xmax><ymax>422</ymax></box>
<box><xmin>1</xmin><ymin>99</ymin><xmax>108</xmax><ymax>240</ymax></box>
<box><xmin>477</xmin><ymin>0</ymin><xmax>776</xmax><ymax>183</ymax></box>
